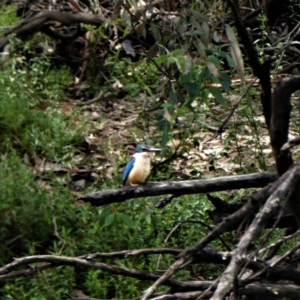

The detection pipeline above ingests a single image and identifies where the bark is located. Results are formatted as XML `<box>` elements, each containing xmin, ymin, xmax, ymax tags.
<box><xmin>78</xmin><ymin>172</ymin><xmax>277</xmax><ymax>206</ymax></box>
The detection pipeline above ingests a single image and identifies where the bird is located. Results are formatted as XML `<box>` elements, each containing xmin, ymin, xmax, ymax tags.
<box><xmin>122</xmin><ymin>145</ymin><xmax>161</xmax><ymax>186</ymax></box>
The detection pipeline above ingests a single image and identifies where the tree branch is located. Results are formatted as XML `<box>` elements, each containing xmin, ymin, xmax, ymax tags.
<box><xmin>78</xmin><ymin>172</ymin><xmax>278</xmax><ymax>206</ymax></box>
<box><xmin>270</xmin><ymin>76</ymin><xmax>300</xmax><ymax>175</ymax></box>
<box><xmin>140</xmin><ymin>170</ymin><xmax>290</xmax><ymax>299</ymax></box>
<box><xmin>211</xmin><ymin>164</ymin><xmax>300</xmax><ymax>300</ymax></box>
<box><xmin>0</xmin><ymin>10</ymin><xmax>107</xmax><ymax>49</ymax></box>
<box><xmin>149</xmin><ymin>283</ymin><xmax>300</xmax><ymax>300</ymax></box>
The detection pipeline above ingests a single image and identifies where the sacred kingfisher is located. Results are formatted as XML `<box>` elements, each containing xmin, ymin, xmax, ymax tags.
<box><xmin>122</xmin><ymin>145</ymin><xmax>161</xmax><ymax>186</ymax></box>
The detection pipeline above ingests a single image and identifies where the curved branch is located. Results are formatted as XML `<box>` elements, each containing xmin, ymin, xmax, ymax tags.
<box><xmin>270</xmin><ymin>75</ymin><xmax>300</xmax><ymax>175</ymax></box>
<box><xmin>0</xmin><ymin>253</ymin><xmax>220</xmax><ymax>293</ymax></box>
<box><xmin>0</xmin><ymin>246</ymin><xmax>227</xmax><ymax>283</ymax></box>
<box><xmin>41</xmin><ymin>23</ymin><xmax>84</xmax><ymax>40</ymax></box>
<box><xmin>281</xmin><ymin>136</ymin><xmax>300</xmax><ymax>152</ymax></box>
<box><xmin>0</xmin><ymin>10</ymin><xmax>107</xmax><ymax>49</ymax></box>
<box><xmin>81</xmin><ymin>248</ymin><xmax>182</xmax><ymax>259</ymax></box>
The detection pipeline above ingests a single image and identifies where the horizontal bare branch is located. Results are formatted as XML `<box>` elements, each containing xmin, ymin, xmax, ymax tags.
<box><xmin>0</xmin><ymin>247</ymin><xmax>227</xmax><ymax>285</ymax></box>
<box><xmin>78</xmin><ymin>172</ymin><xmax>278</xmax><ymax>206</ymax></box>
<box><xmin>150</xmin><ymin>283</ymin><xmax>300</xmax><ymax>300</ymax></box>
<box><xmin>80</xmin><ymin>248</ymin><xmax>182</xmax><ymax>259</ymax></box>
<box><xmin>0</xmin><ymin>254</ymin><xmax>163</xmax><ymax>283</ymax></box>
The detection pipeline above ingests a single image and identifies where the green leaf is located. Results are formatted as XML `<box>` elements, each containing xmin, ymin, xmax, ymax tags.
<box><xmin>83</xmin><ymin>24</ymin><xmax>95</xmax><ymax>31</ymax></box>
<box><xmin>135</xmin><ymin>73</ymin><xmax>145</xmax><ymax>86</ymax></box>
<box><xmin>99</xmin><ymin>209</ymin><xmax>112</xmax><ymax>226</ymax></box>
<box><xmin>208</xmin><ymin>86</ymin><xmax>226</xmax><ymax>105</ymax></box>
<box><xmin>124</xmin><ymin>83</ymin><xmax>140</xmax><ymax>90</ymax></box>
<box><xmin>207</xmin><ymin>60</ymin><xmax>220</xmax><ymax>79</ymax></box>
<box><xmin>162</xmin><ymin>121</ymin><xmax>170</xmax><ymax>150</ymax></box>
<box><xmin>208</xmin><ymin>55</ymin><xmax>221</xmax><ymax>66</ymax></box>
<box><xmin>220</xmin><ymin>72</ymin><xmax>232</xmax><ymax>90</ymax></box>
<box><xmin>226</xmin><ymin>55</ymin><xmax>235</xmax><ymax>68</ymax></box>
<box><xmin>192</xmin><ymin>11</ymin><xmax>210</xmax><ymax>21</ymax></box>
<box><xmin>146</xmin><ymin>214</ymin><xmax>151</xmax><ymax>224</ymax></box>
<box><xmin>154</xmin><ymin>111</ymin><xmax>168</xmax><ymax>130</ymax></box>
<box><xmin>180</xmin><ymin>73</ymin><xmax>191</xmax><ymax>84</ymax></box>
<box><xmin>103</xmin><ymin>213</ymin><xmax>116</xmax><ymax>227</ymax></box>
<box><xmin>124</xmin><ymin>83</ymin><xmax>140</xmax><ymax>96</ymax></box>
<box><xmin>169</xmin><ymin>57</ymin><xmax>182</xmax><ymax>71</ymax></box>
<box><xmin>161</xmin><ymin>102</ymin><xmax>173</xmax><ymax>109</ymax></box>
<box><xmin>169</xmin><ymin>89</ymin><xmax>177</xmax><ymax>106</ymax></box>
<box><xmin>120</xmin><ymin>213</ymin><xmax>136</xmax><ymax>229</ymax></box>
<box><xmin>211</xmin><ymin>75</ymin><xmax>221</xmax><ymax>84</ymax></box>
<box><xmin>196</xmin><ymin>41</ymin><xmax>207</xmax><ymax>52</ymax></box>
<box><xmin>177</xmin><ymin>105</ymin><xmax>190</xmax><ymax>115</ymax></box>
<box><xmin>155</xmin><ymin>55</ymin><xmax>168</xmax><ymax>65</ymax></box>
<box><xmin>98</xmin><ymin>29</ymin><xmax>108</xmax><ymax>39</ymax></box>
<box><xmin>199</xmin><ymin>67</ymin><xmax>209</xmax><ymax>83</ymax></box>
<box><xmin>201</xmin><ymin>88</ymin><xmax>210</xmax><ymax>104</ymax></box>
<box><xmin>215</xmin><ymin>51</ymin><xmax>235</xmax><ymax>68</ymax></box>
<box><xmin>200</xmin><ymin>21</ymin><xmax>210</xmax><ymax>47</ymax></box>
<box><xmin>226</xmin><ymin>24</ymin><xmax>244</xmax><ymax>82</ymax></box>
<box><xmin>144</xmin><ymin>85</ymin><xmax>152</xmax><ymax>96</ymax></box>
<box><xmin>183</xmin><ymin>82</ymin><xmax>201</xmax><ymax>96</ymax></box>
<box><xmin>172</xmin><ymin>49</ymin><xmax>184</xmax><ymax>57</ymax></box>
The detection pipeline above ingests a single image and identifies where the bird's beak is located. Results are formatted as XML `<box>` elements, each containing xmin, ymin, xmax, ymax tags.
<box><xmin>147</xmin><ymin>147</ymin><xmax>162</xmax><ymax>152</ymax></box>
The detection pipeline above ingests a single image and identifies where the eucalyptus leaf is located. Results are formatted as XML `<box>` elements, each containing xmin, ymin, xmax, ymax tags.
<box><xmin>99</xmin><ymin>209</ymin><xmax>112</xmax><ymax>226</ymax></box>
<box><xmin>155</xmin><ymin>55</ymin><xmax>168</xmax><ymax>65</ymax></box>
<box><xmin>120</xmin><ymin>213</ymin><xmax>136</xmax><ymax>229</ymax></box>
<box><xmin>200</xmin><ymin>21</ymin><xmax>210</xmax><ymax>47</ymax></box>
<box><xmin>207</xmin><ymin>60</ymin><xmax>221</xmax><ymax>79</ymax></box>
<box><xmin>226</xmin><ymin>24</ymin><xmax>244</xmax><ymax>82</ymax></box>
<box><xmin>208</xmin><ymin>86</ymin><xmax>226</xmax><ymax>105</ymax></box>
<box><xmin>220</xmin><ymin>72</ymin><xmax>232</xmax><ymax>90</ymax></box>
<box><xmin>226</xmin><ymin>55</ymin><xmax>235</xmax><ymax>68</ymax></box>
<box><xmin>103</xmin><ymin>213</ymin><xmax>116</xmax><ymax>227</ymax></box>
<box><xmin>162</xmin><ymin>128</ymin><xmax>169</xmax><ymax>149</ymax></box>
<box><xmin>172</xmin><ymin>49</ymin><xmax>185</xmax><ymax>57</ymax></box>
<box><xmin>183</xmin><ymin>82</ymin><xmax>201</xmax><ymax>96</ymax></box>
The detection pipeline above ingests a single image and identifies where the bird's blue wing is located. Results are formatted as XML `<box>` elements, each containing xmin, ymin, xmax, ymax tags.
<box><xmin>122</xmin><ymin>157</ymin><xmax>135</xmax><ymax>185</ymax></box>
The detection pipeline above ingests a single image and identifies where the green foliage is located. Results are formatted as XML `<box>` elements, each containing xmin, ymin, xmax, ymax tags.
<box><xmin>1</xmin><ymin>2</ymin><xmax>293</xmax><ymax>299</ymax></box>
<box><xmin>0</xmin><ymin>151</ymin><xmax>77</xmax><ymax>261</ymax></box>
<box><xmin>1</xmin><ymin>176</ymin><xmax>221</xmax><ymax>299</ymax></box>
<box><xmin>153</xmin><ymin>37</ymin><xmax>234</xmax><ymax>148</ymax></box>
<box><xmin>0</xmin><ymin>5</ymin><xmax>19</xmax><ymax>36</ymax></box>
<box><xmin>0</xmin><ymin>49</ymin><xmax>86</xmax><ymax>162</ymax></box>
<box><xmin>253</xmin><ymin>12</ymin><xmax>270</xmax><ymax>63</ymax></box>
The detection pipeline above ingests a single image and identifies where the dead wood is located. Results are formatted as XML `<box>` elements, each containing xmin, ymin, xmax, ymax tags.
<box><xmin>0</xmin><ymin>10</ymin><xmax>107</xmax><ymax>50</ymax></box>
<box><xmin>270</xmin><ymin>76</ymin><xmax>300</xmax><ymax>175</ymax></box>
<box><xmin>141</xmin><ymin>168</ymin><xmax>296</xmax><ymax>300</ymax></box>
<box><xmin>210</xmin><ymin>162</ymin><xmax>300</xmax><ymax>299</ymax></box>
<box><xmin>281</xmin><ymin>136</ymin><xmax>300</xmax><ymax>152</ymax></box>
<box><xmin>149</xmin><ymin>283</ymin><xmax>300</xmax><ymax>300</ymax></box>
<box><xmin>78</xmin><ymin>172</ymin><xmax>277</xmax><ymax>206</ymax></box>
<box><xmin>207</xmin><ymin>195</ymin><xmax>298</xmax><ymax>234</ymax></box>
<box><xmin>3</xmin><ymin>1</ymin><xmax>300</xmax><ymax>299</ymax></box>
